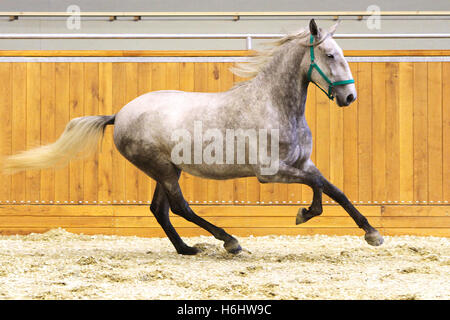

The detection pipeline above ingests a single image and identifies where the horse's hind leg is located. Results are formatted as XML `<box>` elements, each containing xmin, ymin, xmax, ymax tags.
<box><xmin>150</xmin><ymin>182</ymin><xmax>199</xmax><ymax>255</ymax></box>
<box><xmin>160</xmin><ymin>175</ymin><xmax>242</xmax><ymax>254</ymax></box>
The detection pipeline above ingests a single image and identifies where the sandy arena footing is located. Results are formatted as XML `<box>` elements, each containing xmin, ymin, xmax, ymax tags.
<box><xmin>0</xmin><ymin>228</ymin><xmax>448</xmax><ymax>300</ymax></box>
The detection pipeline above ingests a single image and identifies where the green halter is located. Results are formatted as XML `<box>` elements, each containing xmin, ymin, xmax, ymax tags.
<box><xmin>307</xmin><ymin>34</ymin><xmax>354</xmax><ymax>100</ymax></box>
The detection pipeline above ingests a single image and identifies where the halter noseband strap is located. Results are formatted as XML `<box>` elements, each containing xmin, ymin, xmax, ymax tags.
<box><xmin>307</xmin><ymin>34</ymin><xmax>354</xmax><ymax>100</ymax></box>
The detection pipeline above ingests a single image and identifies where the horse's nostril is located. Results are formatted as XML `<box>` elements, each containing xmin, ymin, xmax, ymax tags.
<box><xmin>346</xmin><ymin>94</ymin><xmax>354</xmax><ymax>104</ymax></box>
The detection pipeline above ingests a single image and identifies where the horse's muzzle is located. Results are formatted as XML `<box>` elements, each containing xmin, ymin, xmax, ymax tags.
<box><xmin>336</xmin><ymin>93</ymin><xmax>356</xmax><ymax>107</ymax></box>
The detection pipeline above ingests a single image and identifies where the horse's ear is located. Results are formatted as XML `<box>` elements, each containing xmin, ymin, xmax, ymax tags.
<box><xmin>309</xmin><ymin>19</ymin><xmax>320</xmax><ymax>38</ymax></box>
<box><xmin>328</xmin><ymin>20</ymin><xmax>341</xmax><ymax>36</ymax></box>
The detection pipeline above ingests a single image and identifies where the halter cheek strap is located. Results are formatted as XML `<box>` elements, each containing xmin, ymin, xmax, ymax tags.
<box><xmin>307</xmin><ymin>35</ymin><xmax>354</xmax><ymax>100</ymax></box>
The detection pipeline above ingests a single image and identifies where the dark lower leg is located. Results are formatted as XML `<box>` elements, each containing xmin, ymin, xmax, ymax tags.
<box><xmin>165</xmin><ymin>186</ymin><xmax>241</xmax><ymax>253</ymax></box>
<box><xmin>296</xmin><ymin>185</ymin><xmax>323</xmax><ymax>224</ymax></box>
<box><xmin>150</xmin><ymin>183</ymin><xmax>198</xmax><ymax>255</ymax></box>
<box><xmin>321</xmin><ymin>178</ymin><xmax>384</xmax><ymax>246</ymax></box>
<box><xmin>321</xmin><ymin>180</ymin><xmax>374</xmax><ymax>232</ymax></box>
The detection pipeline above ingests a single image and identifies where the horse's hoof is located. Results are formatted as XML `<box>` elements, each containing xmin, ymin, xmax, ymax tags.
<box><xmin>177</xmin><ymin>245</ymin><xmax>200</xmax><ymax>255</ymax></box>
<box><xmin>295</xmin><ymin>208</ymin><xmax>308</xmax><ymax>225</ymax></box>
<box><xmin>364</xmin><ymin>230</ymin><xmax>384</xmax><ymax>246</ymax></box>
<box><xmin>224</xmin><ymin>239</ymin><xmax>242</xmax><ymax>254</ymax></box>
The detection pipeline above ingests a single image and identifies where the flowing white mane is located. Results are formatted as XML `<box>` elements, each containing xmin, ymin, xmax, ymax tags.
<box><xmin>230</xmin><ymin>27</ymin><xmax>330</xmax><ymax>78</ymax></box>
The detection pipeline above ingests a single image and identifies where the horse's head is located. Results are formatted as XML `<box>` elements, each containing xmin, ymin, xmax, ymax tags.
<box><xmin>303</xmin><ymin>19</ymin><xmax>357</xmax><ymax>107</ymax></box>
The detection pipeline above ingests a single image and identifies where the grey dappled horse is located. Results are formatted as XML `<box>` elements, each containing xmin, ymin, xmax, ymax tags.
<box><xmin>4</xmin><ymin>20</ymin><xmax>384</xmax><ymax>255</ymax></box>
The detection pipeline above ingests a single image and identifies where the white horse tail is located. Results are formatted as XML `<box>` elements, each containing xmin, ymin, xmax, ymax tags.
<box><xmin>3</xmin><ymin>115</ymin><xmax>115</xmax><ymax>174</ymax></box>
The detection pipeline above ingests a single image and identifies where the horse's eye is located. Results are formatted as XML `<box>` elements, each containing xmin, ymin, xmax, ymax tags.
<box><xmin>326</xmin><ymin>54</ymin><xmax>334</xmax><ymax>59</ymax></box>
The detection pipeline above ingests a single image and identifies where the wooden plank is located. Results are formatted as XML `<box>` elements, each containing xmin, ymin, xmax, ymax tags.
<box><xmin>192</xmin><ymin>205</ymin><xmax>382</xmax><ymax>217</ymax></box>
<box><xmin>3</xmin><ymin>226</ymin><xmax>450</xmax><ymax>238</ymax></box>
<box><xmin>25</xmin><ymin>63</ymin><xmax>41</xmax><ymax>202</ymax></box>
<box><xmin>259</xmin><ymin>179</ymin><xmax>275</xmax><ymax>204</ymax></box>
<box><xmin>382</xmin><ymin>228</ymin><xmax>450</xmax><ymax>237</ymax></box>
<box><xmin>233</xmin><ymin>177</ymin><xmax>248</xmax><ymax>204</ymax></box>
<box><xmin>383</xmin><ymin>205</ymin><xmax>449</xmax><ymax>217</ymax></box>
<box><xmin>412</xmin><ymin>63</ymin><xmax>428</xmax><ymax>203</ymax></box>
<box><xmin>68</xmin><ymin>63</ymin><xmax>84</xmax><ymax>203</ymax></box>
<box><xmin>0</xmin><ymin>204</ymin><xmax>382</xmax><ymax>217</ymax></box>
<box><xmin>54</xmin><ymin>63</ymin><xmax>70</xmax><ymax>203</ymax></box>
<box><xmin>3</xmin><ymin>215</ymin><xmax>448</xmax><ymax>231</ymax></box>
<box><xmin>0</xmin><ymin>205</ymin><xmax>114</xmax><ymax>216</ymax></box>
<box><xmin>3</xmin><ymin>225</ymin><xmax>450</xmax><ymax>238</ymax></box>
<box><xmin>98</xmin><ymin>63</ymin><xmax>113</xmax><ymax>203</ymax></box>
<box><xmin>83</xmin><ymin>63</ymin><xmax>99</xmax><ymax>203</ymax></box>
<box><xmin>398</xmin><ymin>62</ymin><xmax>414</xmax><ymax>203</ymax></box>
<box><xmin>357</xmin><ymin>62</ymin><xmax>372</xmax><ymax>203</ymax></box>
<box><xmin>99</xmin><ymin>227</ymin><xmax>373</xmax><ymax>238</ymax></box>
<box><xmin>111</xmin><ymin>63</ymin><xmax>127</xmax><ymax>203</ymax></box>
<box><xmin>287</xmin><ymin>181</ymin><xmax>302</xmax><ymax>205</ymax></box>
<box><xmin>427</xmin><ymin>62</ymin><xmax>443</xmax><ymax>203</ymax></box>
<box><xmin>130</xmin><ymin>216</ymin><xmax>382</xmax><ymax>228</ymax></box>
<box><xmin>371</xmin><ymin>62</ymin><xmax>386</xmax><ymax>203</ymax></box>
<box><xmin>11</xmin><ymin>63</ymin><xmax>27</xmax><ymax>203</ymax></box>
<box><xmin>0</xmin><ymin>63</ymin><xmax>12</xmax><ymax>202</ymax></box>
<box><xmin>124</xmin><ymin>62</ymin><xmax>139</xmax><ymax>203</ymax></box>
<box><xmin>104</xmin><ymin>227</ymin><xmax>370</xmax><ymax>238</ymax></box>
<box><xmin>385</xmin><ymin>62</ymin><xmax>400</xmax><ymax>203</ymax></box>
<box><xmin>0</xmin><ymin>213</ymin><xmax>384</xmax><ymax>229</ymax></box>
<box><xmin>273</xmin><ymin>184</ymin><xmax>288</xmax><ymax>205</ymax></box>
<box><xmin>0</xmin><ymin>227</ymin><xmax>372</xmax><ymax>238</ymax></box>
<box><xmin>0</xmin><ymin>216</ymin><xmax>115</xmax><ymax>228</ymax></box>
<box><xmin>245</xmin><ymin>176</ymin><xmax>260</xmax><ymax>204</ymax></box>
<box><xmin>0</xmin><ymin>227</ymin><xmax>93</xmax><ymax>236</ymax></box>
<box><xmin>443</xmin><ymin>62</ymin><xmax>450</xmax><ymax>202</ymax></box>
<box><xmin>40</xmin><ymin>63</ymin><xmax>56</xmax><ymax>203</ymax></box>
<box><xmin>343</xmin><ymin>63</ymin><xmax>359</xmax><ymax>202</ymax></box>
<box><xmin>382</xmin><ymin>217</ymin><xmax>450</xmax><ymax>228</ymax></box>
<box><xmin>136</xmin><ymin>62</ymin><xmax>153</xmax><ymax>203</ymax></box>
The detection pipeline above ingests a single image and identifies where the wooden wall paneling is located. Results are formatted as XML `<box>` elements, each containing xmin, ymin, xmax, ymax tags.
<box><xmin>97</xmin><ymin>62</ymin><xmax>114</xmax><ymax>203</ymax></box>
<box><xmin>385</xmin><ymin>62</ymin><xmax>400</xmax><ymax>203</ymax></box>
<box><xmin>427</xmin><ymin>62</ymin><xmax>443</xmax><ymax>202</ymax></box>
<box><xmin>26</xmin><ymin>63</ymin><xmax>41</xmax><ymax>202</ymax></box>
<box><xmin>11</xmin><ymin>63</ymin><xmax>26</xmax><ymax>203</ymax></box>
<box><xmin>343</xmin><ymin>62</ymin><xmax>359</xmax><ymax>202</ymax></box>
<box><xmin>413</xmin><ymin>62</ymin><xmax>428</xmax><ymax>203</ymax></box>
<box><xmin>83</xmin><ymin>63</ymin><xmax>99</xmax><ymax>203</ymax></box>
<box><xmin>54</xmin><ymin>63</ymin><xmax>70</xmax><ymax>203</ymax></box>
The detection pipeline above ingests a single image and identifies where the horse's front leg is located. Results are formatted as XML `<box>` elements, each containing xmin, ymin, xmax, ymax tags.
<box><xmin>255</xmin><ymin>161</ymin><xmax>384</xmax><ymax>246</ymax></box>
<box><xmin>256</xmin><ymin>161</ymin><xmax>325</xmax><ymax>224</ymax></box>
<box><xmin>321</xmin><ymin>178</ymin><xmax>384</xmax><ymax>246</ymax></box>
